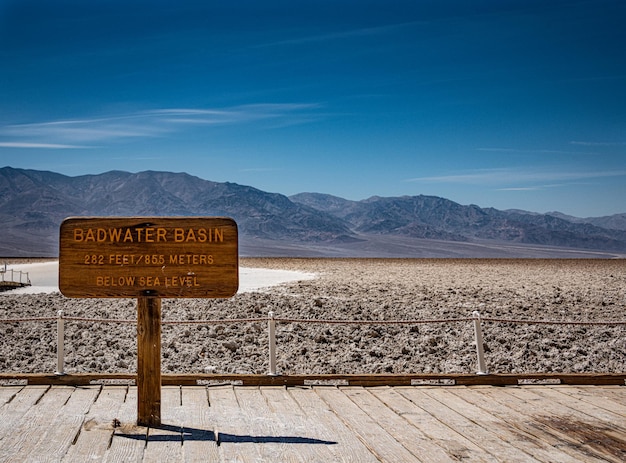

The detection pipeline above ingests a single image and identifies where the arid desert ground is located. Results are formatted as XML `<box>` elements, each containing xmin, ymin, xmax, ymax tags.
<box><xmin>1</xmin><ymin>258</ymin><xmax>624</xmax><ymax>375</ymax></box>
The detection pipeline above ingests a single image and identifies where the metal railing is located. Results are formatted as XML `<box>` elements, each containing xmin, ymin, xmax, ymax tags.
<box><xmin>0</xmin><ymin>266</ymin><xmax>31</xmax><ymax>286</ymax></box>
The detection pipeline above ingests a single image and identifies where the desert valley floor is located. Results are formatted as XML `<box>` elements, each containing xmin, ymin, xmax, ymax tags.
<box><xmin>1</xmin><ymin>258</ymin><xmax>624</xmax><ymax>376</ymax></box>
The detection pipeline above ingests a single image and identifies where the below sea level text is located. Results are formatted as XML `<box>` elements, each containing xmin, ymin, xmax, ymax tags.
<box><xmin>96</xmin><ymin>275</ymin><xmax>200</xmax><ymax>287</ymax></box>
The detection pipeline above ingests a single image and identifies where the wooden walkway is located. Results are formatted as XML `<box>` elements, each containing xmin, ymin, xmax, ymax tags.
<box><xmin>0</xmin><ymin>384</ymin><xmax>623</xmax><ymax>462</ymax></box>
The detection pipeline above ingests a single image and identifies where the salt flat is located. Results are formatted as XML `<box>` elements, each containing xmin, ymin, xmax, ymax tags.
<box><xmin>2</xmin><ymin>261</ymin><xmax>315</xmax><ymax>295</ymax></box>
<box><xmin>0</xmin><ymin>258</ymin><xmax>624</xmax><ymax>376</ymax></box>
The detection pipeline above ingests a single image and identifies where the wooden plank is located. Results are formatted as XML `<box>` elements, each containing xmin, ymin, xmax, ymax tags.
<box><xmin>561</xmin><ymin>386</ymin><xmax>626</xmax><ymax>410</ymax></box>
<box><xmin>0</xmin><ymin>386</ymin><xmax>48</xmax><ymax>442</ymax></box>
<box><xmin>584</xmin><ymin>385</ymin><xmax>626</xmax><ymax>402</ymax></box>
<box><xmin>507</xmin><ymin>386</ymin><xmax>626</xmax><ymax>431</ymax></box>
<box><xmin>21</xmin><ymin>386</ymin><xmax>101</xmax><ymax>462</ymax></box>
<box><xmin>208</xmin><ymin>385</ymin><xmax>264</xmax><ymax>463</ymax></box>
<box><xmin>103</xmin><ymin>386</ymin><xmax>148</xmax><ymax>462</ymax></box>
<box><xmin>137</xmin><ymin>295</ymin><xmax>162</xmax><ymax>427</ymax></box>
<box><xmin>142</xmin><ymin>386</ymin><xmax>184</xmax><ymax>463</ymax></box>
<box><xmin>287</xmin><ymin>386</ymin><xmax>379</xmax><ymax>463</ymax></box>
<box><xmin>524</xmin><ymin>386</ymin><xmax>626</xmax><ymax>440</ymax></box>
<box><xmin>0</xmin><ymin>386</ymin><xmax>74</xmax><ymax>461</ymax></box>
<box><xmin>409</xmin><ymin>387</ymin><xmax>545</xmax><ymax>462</ymax></box>
<box><xmin>526</xmin><ymin>385</ymin><xmax>626</xmax><ymax>421</ymax></box>
<box><xmin>261</xmin><ymin>387</ymin><xmax>343</xmax><ymax>463</ymax></box>
<box><xmin>234</xmin><ymin>386</ymin><xmax>303</xmax><ymax>462</ymax></box>
<box><xmin>63</xmin><ymin>386</ymin><xmax>129</xmax><ymax>462</ymax></box>
<box><xmin>315</xmin><ymin>386</ymin><xmax>422</xmax><ymax>462</ymax></box>
<box><xmin>473</xmin><ymin>386</ymin><xmax>618</xmax><ymax>463</ymax></box>
<box><xmin>373</xmin><ymin>387</ymin><xmax>494</xmax><ymax>462</ymax></box>
<box><xmin>426</xmin><ymin>386</ymin><xmax>583</xmax><ymax>463</ymax></box>
<box><xmin>341</xmin><ymin>387</ymin><xmax>454</xmax><ymax>463</ymax></box>
<box><xmin>509</xmin><ymin>386</ymin><xmax>626</xmax><ymax>462</ymax></box>
<box><xmin>179</xmin><ymin>386</ymin><xmax>220</xmax><ymax>462</ymax></box>
<box><xmin>446</xmin><ymin>386</ymin><xmax>581</xmax><ymax>463</ymax></box>
<box><xmin>552</xmin><ymin>385</ymin><xmax>626</xmax><ymax>412</ymax></box>
<box><xmin>0</xmin><ymin>386</ymin><xmax>22</xmax><ymax>406</ymax></box>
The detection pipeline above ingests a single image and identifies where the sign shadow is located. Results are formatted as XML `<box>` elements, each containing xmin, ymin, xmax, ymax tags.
<box><xmin>116</xmin><ymin>423</ymin><xmax>337</xmax><ymax>446</ymax></box>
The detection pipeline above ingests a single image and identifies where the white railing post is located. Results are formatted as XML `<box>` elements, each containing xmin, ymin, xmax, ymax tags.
<box><xmin>268</xmin><ymin>311</ymin><xmax>278</xmax><ymax>376</ymax></box>
<box><xmin>472</xmin><ymin>311</ymin><xmax>488</xmax><ymax>375</ymax></box>
<box><xmin>56</xmin><ymin>310</ymin><xmax>65</xmax><ymax>375</ymax></box>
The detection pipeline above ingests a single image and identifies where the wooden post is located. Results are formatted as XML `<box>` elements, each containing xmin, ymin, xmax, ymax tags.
<box><xmin>137</xmin><ymin>295</ymin><xmax>162</xmax><ymax>427</ymax></box>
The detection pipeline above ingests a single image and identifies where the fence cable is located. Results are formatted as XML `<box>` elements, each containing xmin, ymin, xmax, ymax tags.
<box><xmin>1</xmin><ymin>315</ymin><xmax>625</xmax><ymax>326</ymax></box>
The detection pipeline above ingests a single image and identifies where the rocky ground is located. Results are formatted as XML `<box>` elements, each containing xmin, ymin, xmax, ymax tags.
<box><xmin>0</xmin><ymin>258</ymin><xmax>624</xmax><ymax>375</ymax></box>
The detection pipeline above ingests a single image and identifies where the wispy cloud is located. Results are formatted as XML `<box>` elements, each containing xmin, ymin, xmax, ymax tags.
<box><xmin>239</xmin><ymin>167</ymin><xmax>281</xmax><ymax>173</ymax></box>
<box><xmin>476</xmin><ymin>147</ymin><xmax>598</xmax><ymax>155</ymax></box>
<box><xmin>562</xmin><ymin>74</ymin><xmax>626</xmax><ymax>83</ymax></box>
<box><xmin>0</xmin><ymin>103</ymin><xmax>323</xmax><ymax>148</ymax></box>
<box><xmin>252</xmin><ymin>21</ymin><xmax>423</xmax><ymax>49</ymax></box>
<box><xmin>0</xmin><ymin>142</ymin><xmax>88</xmax><ymax>149</ymax></box>
<box><xmin>406</xmin><ymin>167</ymin><xmax>626</xmax><ymax>186</ymax></box>
<box><xmin>570</xmin><ymin>141</ymin><xmax>626</xmax><ymax>147</ymax></box>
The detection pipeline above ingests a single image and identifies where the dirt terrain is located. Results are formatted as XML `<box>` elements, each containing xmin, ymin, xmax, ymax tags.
<box><xmin>0</xmin><ymin>258</ymin><xmax>624</xmax><ymax>375</ymax></box>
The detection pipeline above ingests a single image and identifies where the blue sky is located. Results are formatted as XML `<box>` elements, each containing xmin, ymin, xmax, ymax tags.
<box><xmin>1</xmin><ymin>0</ymin><xmax>625</xmax><ymax>217</ymax></box>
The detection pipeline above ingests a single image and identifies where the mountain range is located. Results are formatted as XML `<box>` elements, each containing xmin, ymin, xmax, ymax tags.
<box><xmin>1</xmin><ymin>166</ymin><xmax>625</xmax><ymax>258</ymax></box>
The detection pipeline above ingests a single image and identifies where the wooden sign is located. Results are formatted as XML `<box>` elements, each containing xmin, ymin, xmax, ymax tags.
<box><xmin>59</xmin><ymin>217</ymin><xmax>238</xmax><ymax>298</ymax></box>
<box><xmin>59</xmin><ymin>216</ymin><xmax>238</xmax><ymax>426</ymax></box>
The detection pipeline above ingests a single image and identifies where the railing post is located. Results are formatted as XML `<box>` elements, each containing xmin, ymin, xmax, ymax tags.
<box><xmin>268</xmin><ymin>311</ymin><xmax>278</xmax><ymax>376</ymax></box>
<box><xmin>56</xmin><ymin>310</ymin><xmax>65</xmax><ymax>375</ymax></box>
<box><xmin>472</xmin><ymin>311</ymin><xmax>488</xmax><ymax>375</ymax></box>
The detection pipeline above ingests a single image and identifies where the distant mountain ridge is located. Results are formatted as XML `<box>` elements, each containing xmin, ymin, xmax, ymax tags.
<box><xmin>546</xmin><ymin>211</ymin><xmax>626</xmax><ymax>231</ymax></box>
<box><xmin>290</xmin><ymin>192</ymin><xmax>626</xmax><ymax>252</ymax></box>
<box><xmin>1</xmin><ymin>166</ymin><xmax>625</xmax><ymax>257</ymax></box>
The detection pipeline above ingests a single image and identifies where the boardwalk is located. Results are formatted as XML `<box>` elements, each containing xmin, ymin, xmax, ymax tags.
<box><xmin>0</xmin><ymin>384</ymin><xmax>624</xmax><ymax>462</ymax></box>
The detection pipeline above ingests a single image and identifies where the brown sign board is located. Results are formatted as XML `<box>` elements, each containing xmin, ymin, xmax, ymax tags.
<box><xmin>59</xmin><ymin>217</ymin><xmax>238</xmax><ymax>298</ymax></box>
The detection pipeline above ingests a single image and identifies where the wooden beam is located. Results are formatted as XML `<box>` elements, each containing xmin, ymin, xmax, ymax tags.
<box><xmin>1</xmin><ymin>373</ymin><xmax>624</xmax><ymax>387</ymax></box>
